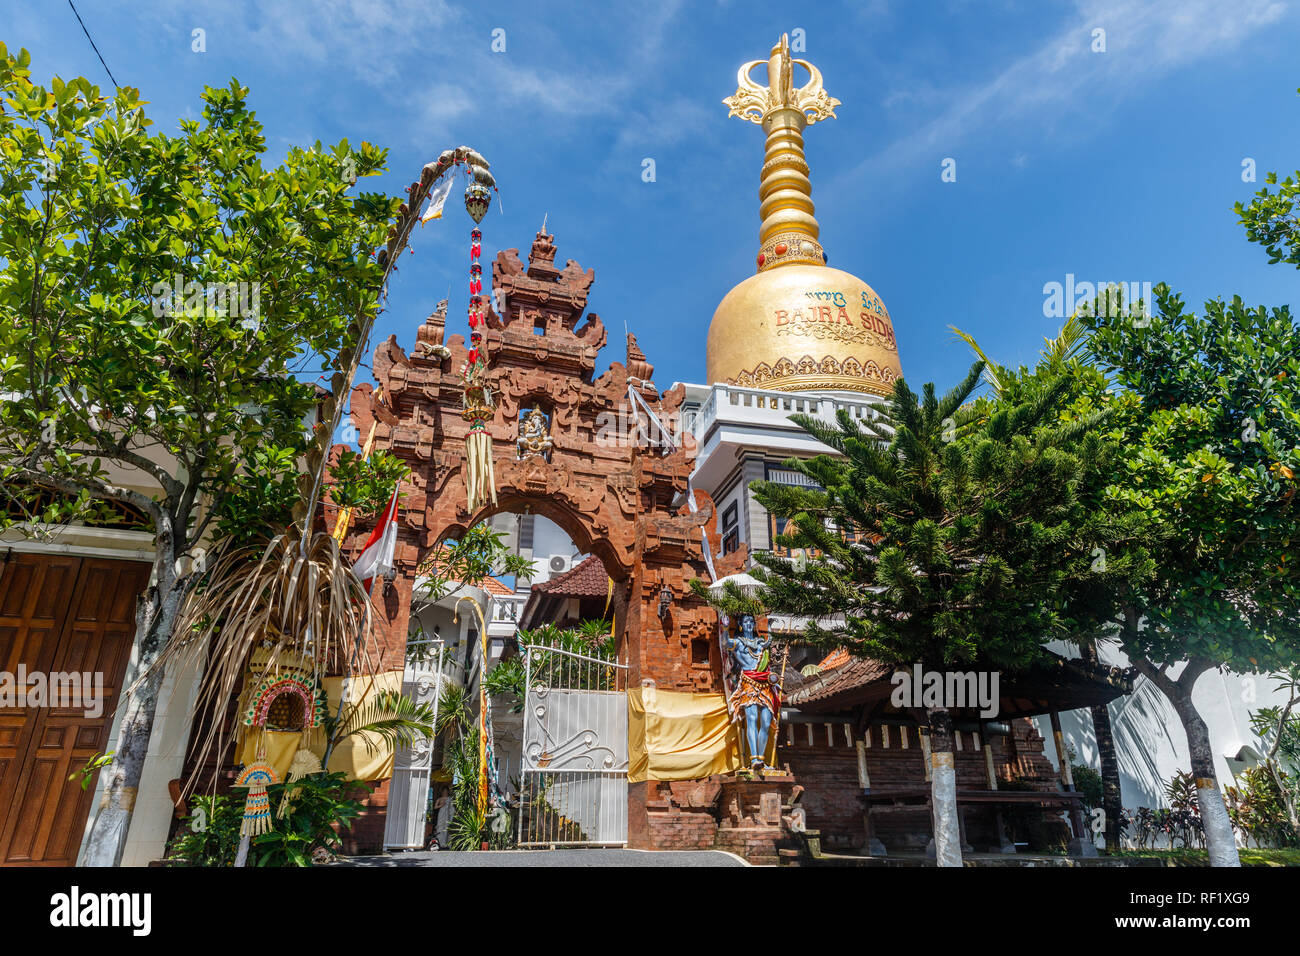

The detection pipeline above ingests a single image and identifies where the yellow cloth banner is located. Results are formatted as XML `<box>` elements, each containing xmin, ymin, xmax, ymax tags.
<box><xmin>236</xmin><ymin>670</ymin><xmax>404</xmax><ymax>782</ymax></box>
<box><xmin>627</xmin><ymin>685</ymin><xmax>743</xmax><ymax>782</ymax></box>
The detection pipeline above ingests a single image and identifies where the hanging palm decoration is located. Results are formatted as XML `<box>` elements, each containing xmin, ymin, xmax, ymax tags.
<box><xmin>462</xmin><ymin>168</ymin><xmax>497</xmax><ymax>512</ymax></box>
<box><xmin>277</xmin><ymin>748</ymin><xmax>324</xmax><ymax>819</ymax></box>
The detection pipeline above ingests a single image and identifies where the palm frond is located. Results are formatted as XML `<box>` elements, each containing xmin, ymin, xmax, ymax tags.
<box><xmin>150</xmin><ymin>530</ymin><xmax>374</xmax><ymax>796</ymax></box>
<box><xmin>950</xmin><ymin>326</ymin><xmax>1006</xmax><ymax>394</ymax></box>
<box><xmin>437</xmin><ymin>682</ymin><xmax>473</xmax><ymax>737</ymax></box>
<box><xmin>333</xmin><ymin>689</ymin><xmax>437</xmax><ymax>756</ymax></box>
<box><xmin>1042</xmin><ymin>313</ymin><xmax>1091</xmax><ymax>368</ymax></box>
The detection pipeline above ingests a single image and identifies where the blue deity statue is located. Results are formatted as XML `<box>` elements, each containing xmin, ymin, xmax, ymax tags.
<box><xmin>726</xmin><ymin>613</ymin><xmax>781</xmax><ymax>771</ymax></box>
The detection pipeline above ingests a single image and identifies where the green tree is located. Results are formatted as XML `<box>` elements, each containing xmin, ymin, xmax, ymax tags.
<box><xmin>711</xmin><ymin>362</ymin><xmax>1117</xmax><ymax>865</ymax></box>
<box><xmin>1236</xmin><ymin>92</ymin><xmax>1300</xmax><ymax>272</ymax></box>
<box><xmin>417</xmin><ymin>523</ymin><xmax>534</xmax><ymax>597</ymax></box>
<box><xmin>1082</xmin><ymin>283</ymin><xmax>1300</xmax><ymax>867</ymax></box>
<box><xmin>953</xmin><ymin>311</ymin><xmax>1157</xmax><ymax>851</ymax></box>
<box><xmin>0</xmin><ymin>47</ymin><xmax>396</xmax><ymax>865</ymax></box>
<box><xmin>1249</xmin><ymin>667</ymin><xmax>1300</xmax><ymax>836</ymax></box>
<box><xmin>326</xmin><ymin>448</ymin><xmax>408</xmax><ymax>516</ymax></box>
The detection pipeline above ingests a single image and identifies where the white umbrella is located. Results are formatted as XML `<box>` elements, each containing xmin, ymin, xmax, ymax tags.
<box><xmin>707</xmin><ymin>572</ymin><xmax>765</xmax><ymax>597</ymax></box>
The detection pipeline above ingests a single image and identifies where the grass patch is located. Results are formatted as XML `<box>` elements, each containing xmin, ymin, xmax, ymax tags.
<box><xmin>1110</xmin><ymin>847</ymin><xmax>1300</xmax><ymax>867</ymax></box>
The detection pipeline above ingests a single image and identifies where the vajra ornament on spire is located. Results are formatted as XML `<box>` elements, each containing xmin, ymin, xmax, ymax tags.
<box><xmin>723</xmin><ymin>32</ymin><xmax>840</xmax><ymax>128</ymax></box>
<box><xmin>723</xmin><ymin>34</ymin><xmax>841</xmax><ymax>273</ymax></box>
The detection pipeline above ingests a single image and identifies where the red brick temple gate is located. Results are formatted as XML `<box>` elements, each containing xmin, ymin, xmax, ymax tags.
<box><xmin>345</xmin><ymin>226</ymin><xmax>760</xmax><ymax>851</ymax></box>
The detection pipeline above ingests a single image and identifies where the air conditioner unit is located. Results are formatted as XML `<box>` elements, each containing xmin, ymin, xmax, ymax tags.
<box><xmin>548</xmin><ymin>554</ymin><xmax>571</xmax><ymax>575</ymax></box>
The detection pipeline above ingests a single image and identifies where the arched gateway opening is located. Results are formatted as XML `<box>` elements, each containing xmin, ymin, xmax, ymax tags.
<box><xmin>344</xmin><ymin>226</ymin><xmax>748</xmax><ymax>850</ymax></box>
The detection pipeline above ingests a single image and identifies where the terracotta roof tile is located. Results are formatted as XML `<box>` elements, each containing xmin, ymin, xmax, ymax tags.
<box><xmin>783</xmin><ymin>649</ymin><xmax>1133</xmax><ymax>715</ymax></box>
<box><xmin>481</xmin><ymin>576</ymin><xmax>515</xmax><ymax>596</ymax></box>
<box><xmin>786</xmin><ymin>656</ymin><xmax>893</xmax><ymax>706</ymax></box>
<box><xmin>818</xmin><ymin>647</ymin><xmax>851</xmax><ymax>671</ymax></box>
<box><xmin>532</xmin><ymin>554</ymin><xmax>609</xmax><ymax>598</ymax></box>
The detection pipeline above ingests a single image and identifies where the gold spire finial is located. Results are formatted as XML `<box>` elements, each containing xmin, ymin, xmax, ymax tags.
<box><xmin>723</xmin><ymin>34</ymin><xmax>840</xmax><ymax>272</ymax></box>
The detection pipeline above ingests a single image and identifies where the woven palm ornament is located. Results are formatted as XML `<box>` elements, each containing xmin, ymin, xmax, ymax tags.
<box><xmin>233</xmin><ymin>758</ymin><xmax>280</xmax><ymax>837</ymax></box>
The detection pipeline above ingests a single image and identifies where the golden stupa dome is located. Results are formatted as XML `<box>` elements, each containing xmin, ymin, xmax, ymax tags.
<box><xmin>708</xmin><ymin>265</ymin><xmax>899</xmax><ymax>395</ymax></box>
<box><xmin>707</xmin><ymin>35</ymin><xmax>903</xmax><ymax>397</ymax></box>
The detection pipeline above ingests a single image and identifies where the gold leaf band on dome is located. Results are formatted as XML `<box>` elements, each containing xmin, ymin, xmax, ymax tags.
<box><xmin>774</xmin><ymin>309</ymin><xmax>898</xmax><ymax>350</ymax></box>
<box><xmin>730</xmin><ymin>354</ymin><xmax>899</xmax><ymax>397</ymax></box>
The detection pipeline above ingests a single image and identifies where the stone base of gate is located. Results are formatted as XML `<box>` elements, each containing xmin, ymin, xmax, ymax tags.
<box><xmin>636</xmin><ymin>774</ymin><xmax>801</xmax><ymax>865</ymax></box>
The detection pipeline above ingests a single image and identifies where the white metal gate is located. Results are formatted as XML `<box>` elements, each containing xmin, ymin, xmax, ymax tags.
<box><xmin>517</xmin><ymin>642</ymin><xmax>628</xmax><ymax>846</ymax></box>
<box><xmin>383</xmin><ymin>638</ymin><xmax>445</xmax><ymax>850</ymax></box>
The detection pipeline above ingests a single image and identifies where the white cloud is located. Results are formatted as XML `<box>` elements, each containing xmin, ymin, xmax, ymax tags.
<box><xmin>831</xmin><ymin>0</ymin><xmax>1291</xmax><ymax>188</ymax></box>
<box><xmin>135</xmin><ymin>0</ymin><xmax>691</xmax><ymax>152</ymax></box>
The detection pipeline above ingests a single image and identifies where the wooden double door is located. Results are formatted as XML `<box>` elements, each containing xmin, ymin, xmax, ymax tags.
<box><xmin>0</xmin><ymin>552</ymin><xmax>149</xmax><ymax>865</ymax></box>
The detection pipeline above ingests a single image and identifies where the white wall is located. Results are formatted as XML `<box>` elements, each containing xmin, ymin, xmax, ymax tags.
<box><xmin>1038</xmin><ymin>644</ymin><xmax>1292</xmax><ymax>812</ymax></box>
<box><xmin>487</xmin><ymin>512</ymin><xmax>583</xmax><ymax>587</ymax></box>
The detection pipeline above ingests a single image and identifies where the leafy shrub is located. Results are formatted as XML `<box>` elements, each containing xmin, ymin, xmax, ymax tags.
<box><xmin>1070</xmin><ymin>762</ymin><xmax>1103</xmax><ymax>813</ymax></box>
<box><xmin>1226</xmin><ymin>766</ymin><xmax>1297</xmax><ymax>848</ymax></box>
<box><xmin>167</xmin><ymin>771</ymin><xmax>369</xmax><ymax>866</ymax></box>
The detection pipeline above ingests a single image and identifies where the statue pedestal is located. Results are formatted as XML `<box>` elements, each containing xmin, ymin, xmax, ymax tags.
<box><xmin>712</xmin><ymin>774</ymin><xmax>801</xmax><ymax>866</ymax></box>
<box><xmin>640</xmin><ymin>774</ymin><xmax>802</xmax><ymax>865</ymax></box>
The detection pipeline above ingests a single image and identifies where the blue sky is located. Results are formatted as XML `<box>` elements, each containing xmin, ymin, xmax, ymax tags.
<box><xmin>6</xmin><ymin>0</ymin><xmax>1300</xmax><ymax>392</ymax></box>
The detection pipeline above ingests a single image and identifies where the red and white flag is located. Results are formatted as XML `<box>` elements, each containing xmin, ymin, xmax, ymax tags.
<box><xmin>353</xmin><ymin>488</ymin><xmax>400</xmax><ymax>591</ymax></box>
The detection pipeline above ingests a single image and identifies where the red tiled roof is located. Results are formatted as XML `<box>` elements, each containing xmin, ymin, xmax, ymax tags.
<box><xmin>532</xmin><ymin>554</ymin><xmax>609</xmax><ymax>598</ymax></box>
<box><xmin>786</xmin><ymin>656</ymin><xmax>893</xmax><ymax>706</ymax></box>
<box><xmin>818</xmin><ymin>647</ymin><xmax>851</xmax><ymax>671</ymax></box>
<box><xmin>784</xmin><ymin>649</ymin><xmax>1133</xmax><ymax>715</ymax></box>
<box><xmin>481</xmin><ymin>576</ymin><xmax>515</xmax><ymax>596</ymax></box>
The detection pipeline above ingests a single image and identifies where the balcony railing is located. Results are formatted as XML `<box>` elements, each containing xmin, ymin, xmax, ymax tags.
<box><xmin>688</xmin><ymin>382</ymin><xmax>882</xmax><ymax>443</ymax></box>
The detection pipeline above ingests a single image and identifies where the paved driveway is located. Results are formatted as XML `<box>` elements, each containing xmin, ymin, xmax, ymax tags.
<box><xmin>335</xmin><ymin>849</ymin><xmax>747</xmax><ymax>867</ymax></box>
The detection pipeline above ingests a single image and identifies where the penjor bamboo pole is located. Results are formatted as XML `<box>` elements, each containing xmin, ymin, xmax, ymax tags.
<box><xmin>331</xmin><ymin>388</ymin><xmax>384</xmax><ymax>546</ymax></box>
<box><xmin>294</xmin><ymin>147</ymin><xmax>494</xmax><ymax>555</ymax></box>
<box><xmin>455</xmin><ymin>595</ymin><xmax>491</xmax><ymax>819</ymax></box>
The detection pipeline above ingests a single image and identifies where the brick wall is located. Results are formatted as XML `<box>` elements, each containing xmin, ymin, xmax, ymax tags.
<box><xmin>642</xmin><ymin>781</ymin><xmax>719</xmax><ymax>850</ymax></box>
<box><xmin>340</xmin><ymin>778</ymin><xmax>391</xmax><ymax>855</ymax></box>
<box><xmin>778</xmin><ymin>717</ymin><xmax>1062</xmax><ymax>851</ymax></box>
